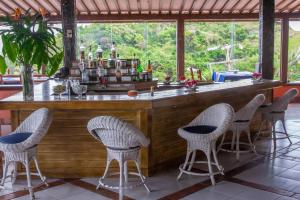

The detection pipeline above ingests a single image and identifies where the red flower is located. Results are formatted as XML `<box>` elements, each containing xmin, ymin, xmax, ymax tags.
<box><xmin>252</xmin><ymin>72</ymin><xmax>262</xmax><ymax>79</ymax></box>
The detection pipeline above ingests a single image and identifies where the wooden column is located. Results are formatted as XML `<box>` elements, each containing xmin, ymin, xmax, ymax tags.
<box><xmin>259</xmin><ymin>0</ymin><xmax>275</xmax><ymax>80</ymax></box>
<box><xmin>176</xmin><ymin>18</ymin><xmax>185</xmax><ymax>80</ymax></box>
<box><xmin>280</xmin><ymin>17</ymin><xmax>289</xmax><ymax>83</ymax></box>
<box><xmin>61</xmin><ymin>0</ymin><xmax>77</xmax><ymax>77</ymax></box>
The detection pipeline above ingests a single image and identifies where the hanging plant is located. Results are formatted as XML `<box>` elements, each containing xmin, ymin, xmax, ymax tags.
<box><xmin>0</xmin><ymin>8</ymin><xmax>63</xmax><ymax>76</ymax></box>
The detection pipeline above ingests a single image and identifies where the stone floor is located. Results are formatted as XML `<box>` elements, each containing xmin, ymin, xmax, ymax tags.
<box><xmin>2</xmin><ymin>104</ymin><xmax>300</xmax><ymax>200</ymax></box>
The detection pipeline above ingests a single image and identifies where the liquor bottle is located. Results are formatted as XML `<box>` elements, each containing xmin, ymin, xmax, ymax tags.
<box><xmin>147</xmin><ymin>60</ymin><xmax>153</xmax><ymax>81</ymax></box>
<box><xmin>131</xmin><ymin>54</ymin><xmax>138</xmax><ymax>75</ymax></box>
<box><xmin>115</xmin><ymin>54</ymin><xmax>122</xmax><ymax>82</ymax></box>
<box><xmin>79</xmin><ymin>40</ymin><xmax>85</xmax><ymax>61</ymax></box>
<box><xmin>108</xmin><ymin>54</ymin><xmax>115</xmax><ymax>68</ymax></box>
<box><xmin>96</xmin><ymin>43</ymin><xmax>103</xmax><ymax>59</ymax></box>
<box><xmin>88</xmin><ymin>45</ymin><xmax>93</xmax><ymax>61</ymax></box>
<box><xmin>81</xmin><ymin>62</ymin><xmax>89</xmax><ymax>83</ymax></box>
<box><xmin>111</xmin><ymin>42</ymin><xmax>116</xmax><ymax>59</ymax></box>
<box><xmin>137</xmin><ymin>63</ymin><xmax>144</xmax><ymax>81</ymax></box>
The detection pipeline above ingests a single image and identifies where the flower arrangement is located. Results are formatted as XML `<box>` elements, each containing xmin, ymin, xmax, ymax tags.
<box><xmin>184</xmin><ymin>79</ymin><xmax>197</xmax><ymax>90</ymax></box>
<box><xmin>252</xmin><ymin>72</ymin><xmax>262</xmax><ymax>80</ymax></box>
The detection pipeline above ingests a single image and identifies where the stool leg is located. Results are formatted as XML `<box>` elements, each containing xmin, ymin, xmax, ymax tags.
<box><xmin>217</xmin><ymin>132</ymin><xmax>226</xmax><ymax>153</ymax></box>
<box><xmin>134</xmin><ymin>160</ymin><xmax>150</xmax><ymax>192</ymax></box>
<box><xmin>212</xmin><ymin>142</ymin><xmax>223</xmax><ymax>175</ymax></box>
<box><xmin>254</xmin><ymin>120</ymin><xmax>265</xmax><ymax>143</ymax></box>
<box><xmin>119</xmin><ymin>158</ymin><xmax>124</xmax><ymax>189</ymax></box>
<box><xmin>187</xmin><ymin>151</ymin><xmax>196</xmax><ymax>171</ymax></box>
<box><xmin>246</xmin><ymin>128</ymin><xmax>257</xmax><ymax>155</ymax></box>
<box><xmin>33</xmin><ymin>157</ymin><xmax>48</xmax><ymax>187</ymax></box>
<box><xmin>272</xmin><ymin>120</ymin><xmax>277</xmax><ymax>150</ymax></box>
<box><xmin>206</xmin><ymin>149</ymin><xmax>215</xmax><ymax>185</ymax></box>
<box><xmin>11</xmin><ymin>161</ymin><xmax>17</xmax><ymax>185</ymax></box>
<box><xmin>177</xmin><ymin>149</ymin><xmax>192</xmax><ymax>180</ymax></box>
<box><xmin>124</xmin><ymin>161</ymin><xmax>128</xmax><ymax>184</ymax></box>
<box><xmin>24</xmin><ymin>160</ymin><xmax>35</xmax><ymax>200</ymax></box>
<box><xmin>281</xmin><ymin>118</ymin><xmax>292</xmax><ymax>145</ymax></box>
<box><xmin>231</xmin><ymin>131</ymin><xmax>236</xmax><ymax>150</ymax></box>
<box><xmin>97</xmin><ymin>157</ymin><xmax>112</xmax><ymax>190</ymax></box>
<box><xmin>236</xmin><ymin>127</ymin><xmax>240</xmax><ymax>160</ymax></box>
<box><xmin>0</xmin><ymin>160</ymin><xmax>9</xmax><ymax>187</ymax></box>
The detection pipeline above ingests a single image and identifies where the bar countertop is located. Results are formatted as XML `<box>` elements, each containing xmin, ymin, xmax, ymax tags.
<box><xmin>0</xmin><ymin>79</ymin><xmax>282</xmax><ymax>110</ymax></box>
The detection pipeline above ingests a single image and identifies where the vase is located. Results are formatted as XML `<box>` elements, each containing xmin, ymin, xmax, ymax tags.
<box><xmin>21</xmin><ymin>65</ymin><xmax>34</xmax><ymax>101</ymax></box>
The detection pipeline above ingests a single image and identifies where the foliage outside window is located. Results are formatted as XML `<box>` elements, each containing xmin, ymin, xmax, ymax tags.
<box><xmin>185</xmin><ymin>21</ymin><xmax>281</xmax><ymax>81</ymax></box>
<box><xmin>77</xmin><ymin>22</ymin><xmax>176</xmax><ymax>81</ymax></box>
<box><xmin>288</xmin><ymin>21</ymin><xmax>300</xmax><ymax>82</ymax></box>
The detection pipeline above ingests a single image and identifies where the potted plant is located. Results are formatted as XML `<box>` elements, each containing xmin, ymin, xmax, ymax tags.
<box><xmin>0</xmin><ymin>8</ymin><xmax>63</xmax><ymax>100</ymax></box>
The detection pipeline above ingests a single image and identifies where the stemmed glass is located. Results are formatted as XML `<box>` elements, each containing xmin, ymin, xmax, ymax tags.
<box><xmin>71</xmin><ymin>80</ymin><xmax>87</xmax><ymax>99</ymax></box>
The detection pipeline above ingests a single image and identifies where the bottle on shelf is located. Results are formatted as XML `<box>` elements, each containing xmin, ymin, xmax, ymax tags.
<box><xmin>111</xmin><ymin>42</ymin><xmax>116</xmax><ymax>59</ymax></box>
<box><xmin>108</xmin><ymin>53</ymin><xmax>116</xmax><ymax>68</ymax></box>
<box><xmin>88</xmin><ymin>45</ymin><xmax>93</xmax><ymax>61</ymax></box>
<box><xmin>137</xmin><ymin>63</ymin><xmax>144</xmax><ymax>81</ymax></box>
<box><xmin>96</xmin><ymin>43</ymin><xmax>103</xmax><ymax>60</ymax></box>
<box><xmin>115</xmin><ymin>54</ymin><xmax>122</xmax><ymax>82</ymax></box>
<box><xmin>131</xmin><ymin>54</ymin><xmax>138</xmax><ymax>75</ymax></box>
<box><xmin>79</xmin><ymin>40</ymin><xmax>85</xmax><ymax>61</ymax></box>
<box><xmin>147</xmin><ymin>60</ymin><xmax>153</xmax><ymax>81</ymax></box>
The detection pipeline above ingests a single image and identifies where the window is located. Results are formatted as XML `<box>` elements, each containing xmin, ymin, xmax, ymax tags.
<box><xmin>77</xmin><ymin>22</ymin><xmax>176</xmax><ymax>81</ymax></box>
<box><xmin>185</xmin><ymin>21</ymin><xmax>260</xmax><ymax>80</ymax></box>
<box><xmin>288</xmin><ymin>20</ymin><xmax>300</xmax><ymax>82</ymax></box>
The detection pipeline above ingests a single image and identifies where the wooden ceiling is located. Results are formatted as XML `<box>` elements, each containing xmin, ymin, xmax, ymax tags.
<box><xmin>0</xmin><ymin>0</ymin><xmax>299</xmax><ymax>19</ymax></box>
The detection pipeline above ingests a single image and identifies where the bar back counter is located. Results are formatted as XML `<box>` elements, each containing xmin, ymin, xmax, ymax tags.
<box><xmin>0</xmin><ymin>80</ymin><xmax>281</xmax><ymax>178</ymax></box>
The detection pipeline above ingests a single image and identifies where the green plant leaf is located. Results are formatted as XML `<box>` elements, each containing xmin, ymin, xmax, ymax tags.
<box><xmin>2</xmin><ymin>34</ymin><xmax>17</xmax><ymax>63</ymax></box>
<box><xmin>0</xmin><ymin>55</ymin><xmax>8</xmax><ymax>74</ymax></box>
<box><xmin>47</xmin><ymin>51</ymin><xmax>63</xmax><ymax>77</ymax></box>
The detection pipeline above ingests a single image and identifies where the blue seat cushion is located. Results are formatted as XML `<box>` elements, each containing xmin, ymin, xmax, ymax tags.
<box><xmin>183</xmin><ymin>125</ymin><xmax>217</xmax><ymax>134</ymax></box>
<box><xmin>0</xmin><ymin>132</ymin><xmax>32</xmax><ymax>144</ymax></box>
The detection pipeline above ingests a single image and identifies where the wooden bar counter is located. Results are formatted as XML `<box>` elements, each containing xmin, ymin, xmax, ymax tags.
<box><xmin>0</xmin><ymin>79</ymin><xmax>281</xmax><ymax>178</ymax></box>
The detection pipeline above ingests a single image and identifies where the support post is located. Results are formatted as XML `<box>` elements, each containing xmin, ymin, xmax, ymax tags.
<box><xmin>61</xmin><ymin>0</ymin><xmax>77</xmax><ymax>77</ymax></box>
<box><xmin>280</xmin><ymin>17</ymin><xmax>289</xmax><ymax>83</ymax></box>
<box><xmin>176</xmin><ymin>18</ymin><xmax>185</xmax><ymax>80</ymax></box>
<box><xmin>259</xmin><ymin>0</ymin><xmax>275</xmax><ymax>80</ymax></box>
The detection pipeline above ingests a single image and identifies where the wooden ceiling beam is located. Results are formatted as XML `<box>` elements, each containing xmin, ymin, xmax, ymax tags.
<box><xmin>47</xmin><ymin>12</ymin><xmax>300</xmax><ymax>23</ymax></box>
<box><xmin>189</xmin><ymin>0</ymin><xmax>196</xmax><ymax>14</ymax></box>
<box><xmin>113</xmin><ymin>0</ymin><xmax>121</xmax><ymax>14</ymax></box>
<box><xmin>158</xmin><ymin>0</ymin><xmax>162</xmax><ymax>13</ymax></box>
<box><xmin>91</xmin><ymin>0</ymin><xmax>101</xmax><ymax>14</ymax></box>
<box><xmin>126</xmin><ymin>0</ymin><xmax>130</xmax><ymax>12</ymax></box>
<box><xmin>10</xmin><ymin>0</ymin><xmax>27</xmax><ymax>12</ymax></box>
<box><xmin>32</xmin><ymin>0</ymin><xmax>45</xmax><ymax>10</ymax></box>
<box><xmin>0</xmin><ymin>3</ymin><xmax>10</xmax><ymax>15</ymax></box>
<box><xmin>179</xmin><ymin>0</ymin><xmax>185</xmax><ymax>14</ymax></box>
<box><xmin>278</xmin><ymin>0</ymin><xmax>298</xmax><ymax>13</ymax></box>
<box><xmin>210</xmin><ymin>0</ymin><xmax>218</xmax><ymax>13</ymax></box>
<box><xmin>289</xmin><ymin>2</ymin><xmax>300</xmax><ymax>13</ymax></box>
<box><xmin>219</xmin><ymin>0</ymin><xmax>230</xmax><ymax>13</ymax></box>
<box><xmin>249</xmin><ymin>2</ymin><xmax>259</xmax><ymax>13</ymax></box>
<box><xmin>137</xmin><ymin>0</ymin><xmax>141</xmax><ymax>14</ymax></box>
<box><xmin>276</xmin><ymin>0</ymin><xmax>290</xmax><ymax>9</ymax></box>
<box><xmin>44</xmin><ymin>0</ymin><xmax>60</xmax><ymax>13</ymax></box>
<box><xmin>240</xmin><ymin>0</ymin><xmax>252</xmax><ymax>13</ymax></box>
<box><xmin>0</xmin><ymin>1</ymin><xmax>15</xmax><ymax>12</ymax></box>
<box><xmin>199</xmin><ymin>0</ymin><xmax>208</xmax><ymax>13</ymax></box>
<box><xmin>169</xmin><ymin>0</ymin><xmax>174</xmax><ymax>12</ymax></box>
<box><xmin>24</xmin><ymin>0</ymin><xmax>39</xmax><ymax>13</ymax></box>
<box><xmin>102</xmin><ymin>0</ymin><xmax>110</xmax><ymax>14</ymax></box>
<box><xmin>230</xmin><ymin>0</ymin><xmax>242</xmax><ymax>13</ymax></box>
<box><xmin>79</xmin><ymin>0</ymin><xmax>90</xmax><ymax>14</ymax></box>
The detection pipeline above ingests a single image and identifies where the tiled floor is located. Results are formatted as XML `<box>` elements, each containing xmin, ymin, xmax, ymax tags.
<box><xmin>3</xmin><ymin>104</ymin><xmax>300</xmax><ymax>199</ymax></box>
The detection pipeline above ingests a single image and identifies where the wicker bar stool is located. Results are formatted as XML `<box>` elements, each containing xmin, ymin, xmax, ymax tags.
<box><xmin>218</xmin><ymin>94</ymin><xmax>266</xmax><ymax>160</ymax></box>
<box><xmin>87</xmin><ymin>116</ymin><xmax>150</xmax><ymax>192</ymax></box>
<box><xmin>0</xmin><ymin>108</ymin><xmax>52</xmax><ymax>200</ymax></box>
<box><xmin>177</xmin><ymin>103</ymin><xmax>234</xmax><ymax>185</ymax></box>
<box><xmin>255</xmin><ymin>88</ymin><xmax>298</xmax><ymax>149</ymax></box>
